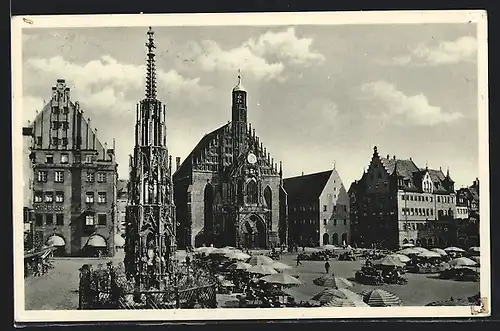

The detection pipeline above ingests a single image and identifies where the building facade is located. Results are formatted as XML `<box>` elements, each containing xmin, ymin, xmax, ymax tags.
<box><xmin>173</xmin><ymin>74</ymin><xmax>286</xmax><ymax>249</ymax></box>
<box><xmin>26</xmin><ymin>79</ymin><xmax>118</xmax><ymax>257</ymax></box>
<box><xmin>23</xmin><ymin>127</ymin><xmax>35</xmax><ymax>247</ymax></box>
<box><xmin>349</xmin><ymin>146</ymin><xmax>457</xmax><ymax>250</ymax></box>
<box><xmin>456</xmin><ymin>179</ymin><xmax>480</xmax><ymax>247</ymax></box>
<box><xmin>284</xmin><ymin>168</ymin><xmax>349</xmax><ymax>247</ymax></box>
<box><xmin>116</xmin><ymin>179</ymin><xmax>128</xmax><ymax>235</ymax></box>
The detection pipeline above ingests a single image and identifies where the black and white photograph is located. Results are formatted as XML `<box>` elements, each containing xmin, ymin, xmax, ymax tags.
<box><xmin>12</xmin><ymin>11</ymin><xmax>489</xmax><ymax>322</ymax></box>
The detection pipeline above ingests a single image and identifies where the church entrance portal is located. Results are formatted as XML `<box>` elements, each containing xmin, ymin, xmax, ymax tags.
<box><xmin>241</xmin><ymin>215</ymin><xmax>267</xmax><ymax>249</ymax></box>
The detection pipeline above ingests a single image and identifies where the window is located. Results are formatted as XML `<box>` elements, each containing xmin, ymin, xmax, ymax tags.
<box><xmin>98</xmin><ymin>192</ymin><xmax>107</xmax><ymax>204</ymax></box>
<box><xmin>425</xmin><ymin>196</ymin><xmax>429</xmax><ymax>201</ymax></box>
<box><xmin>430</xmin><ymin>197</ymin><xmax>433</xmax><ymax>202</ymax></box>
<box><xmin>56</xmin><ymin>214</ymin><xmax>64</xmax><ymax>225</ymax></box>
<box><xmin>410</xmin><ymin>196</ymin><xmax>413</xmax><ymax>201</ymax></box>
<box><xmin>36</xmin><ymin>136</ymin><xmax>42</xmax><ymax>146</ymax></box>
<box><xmin>323</xmin><ymin>219</ymin><xmax>327</xmax><ymax>226</ymax></box>
<box><xmin>52</xmin><ymin>137</ymin><xmax>59</xmax><ymax>146</ymax></box>
<box><xmin>55</xmin><ymin>191</ymin><xmax>64</xmax><ymax>203</ymax></box>
<box><xmin>97</xmin><ymin>172</ymin><xmax>107</xmax><ymax>183</ymax></box>
<box><xmin>45</xmin><ymin>214</ymin><xmax>53</xmax><ymax>225</ymax></box>
<box><xmin>37</xmin><ymin>171</ymin><xmax>48</xmax><ymax>183</ymax></box>
<box><xmin>35</xmin><ymin>214</ymin><xmax>43</xmax><ymax>226</ymax></box>
<box><xmin>410</xmin><ymin>208</ymin><xmax>414</xmax><ymax>216</ymax></box>
<box><xmin>437</xmin><ymin>196</ymin><xmax>441</xmax><ymax>203</ymax></box>
<box><xmin>54</xmin><ymin>171</ymin><xmax>64</xmax><ymax>183</ymax></box>
<box><xmin>46</xmin><ymin>154</ymin><xmax>54</xmax><ymax>164</ymax></box>
<box><xmin>34</xmin><ymin>191</ymin><xmax>43</xmax><ymax>203</ymax></box>
<box><xmin>61</xmin><ymin>138</ymin><xmax>68</xmax><ymax>146</ymax></box>
<box><xmin>333</xmin><ymin>220</ymin><xmax>337</xmax><ymax>226</ymax></box>
<box><xmin>343</xmin><ymin>220</ymin><xmax>347</xmax><ymax>226</ymax></box>
<box><xmin>86</xmin><ymin>192</ymin><xmax>94</xmax><ymax>203</ymax></box>
<box><xmin>85</xmin><ymin>155</ymin><xmax>94</xmax><ymax>163</ymax></box>
<box><xmin>51</xmin><ymin>121</ymin><xmax>60</xmax><ymax>130</ymax></box>
<box><xmin>44</xmin><ymin>192</ymin><xmax>53</xmax><ymax>203</ymax></box>
<box><xmin>62</xmin><ymin>121</ymin><xmax>69</xmax><ymax>130</ymax></box>
<box><xmin>333</xmin><ymin>205</ymin><xmax>337</xmax><ymax>212</ymax></box>
<box><xmin>401</xmin><ymin>196</ymin><xmax>405</xmax><ymax>201</ymax></box>
<box><xmin>98</xmin><ymin>214</ymin><xmax>107</xmax><ymax>225</ymax></box>
<box><xmin>430</xmin><ymin>209</ymin><xmax>434</xmax><ymax>216</ymax></box>
<box><xmin>86</xmin><ymin>172</ymin><xmax>95</xmax><ymax>182</ymax></box>
<box><xmin>323</xmin><ymin>205</ymin><xmax>327</xmax><ymax>212</ymax></box>
<box><xmin>61</xmin><ymin>154</ymin><xmax>69</xmax><ymax>163</ymax></box>
<box><xmin>85</xmin><ymin>215</ymin><xmax>95</xmax><ymax>226</ymax></box>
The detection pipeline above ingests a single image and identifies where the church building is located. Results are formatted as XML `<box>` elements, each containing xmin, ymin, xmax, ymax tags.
<box><xmin>173</xmin><ymin>74</ymin><xmax>287</xmax><ymax>249</ymax></box>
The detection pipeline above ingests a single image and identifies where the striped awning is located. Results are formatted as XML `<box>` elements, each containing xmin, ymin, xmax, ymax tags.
<box><xmin>47</xmin><ymin>235</ymin><xmax>65</xmax><ymax>247</ymax></box>
<box><xmin>87</xmin><ymin>235</ymin><xmax>107</xmax><ymax>248</ymax></box>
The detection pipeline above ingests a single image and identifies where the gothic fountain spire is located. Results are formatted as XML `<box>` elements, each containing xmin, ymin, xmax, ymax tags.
<box><xmin>145</xmin><ymin>27</ymin><xmax>157</xmax><ymax>100</ymax></box>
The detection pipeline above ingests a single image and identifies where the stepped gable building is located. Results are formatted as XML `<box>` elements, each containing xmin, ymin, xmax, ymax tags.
<box><xmin>349</xmin><ymin>146</ymin><xmax>457</xmax><ymax>249</ymax></box>
<box><xmin>456</xmin><ymin>178</ymin><xmax>480</xmax><ymax>247</ymax></box>
<box><xmin>25</xmin><ymin>79</ymin><xmax>118</xmax><ymax>256</ymax></box>
<box><xmin>284</xmin><ymin>167</ymin><xmax>349</xmax><ymax>248</ymax></box>
<box><xmin>174</xmin><ymin>73</ymin><xmax>287</xmax><ymax>249</ymax></box>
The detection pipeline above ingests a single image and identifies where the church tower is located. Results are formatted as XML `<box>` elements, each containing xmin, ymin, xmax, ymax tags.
<box><xmin>231</xmin><ymin>71</ymin><xmax>247</xmax><ymax>162</ymax></box>
<box><xmin>124</xmin><ymin>27</ymin><xmax>176</xmax><ymax>291</ymax></box>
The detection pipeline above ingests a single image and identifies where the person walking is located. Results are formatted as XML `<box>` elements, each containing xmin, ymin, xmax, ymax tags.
<box><xmin>296</xmin><ymin>255</ymin><xmax>302</xmax><ymax>267</ymax></box>
<box><xmin>324</xmin><ymin>260</ymin><xmax>330</xmax><ymax>274</ymax></box>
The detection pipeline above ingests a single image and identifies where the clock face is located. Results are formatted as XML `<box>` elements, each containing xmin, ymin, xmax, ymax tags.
<box><xmin>247</xmin><ymin>153</ymin><xmax>257</xmax><ymax>164</ymax></box>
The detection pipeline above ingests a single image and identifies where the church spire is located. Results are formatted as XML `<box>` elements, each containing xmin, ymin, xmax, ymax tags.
<box><xmin>233</xmin><ymin>69</ymin><xmax>246</xmax><ymax>92</ymax></box>
<box><xmin>145</xmin><ymin>27</ymin><xmax>157</xmax><ymax>99</ymax></box>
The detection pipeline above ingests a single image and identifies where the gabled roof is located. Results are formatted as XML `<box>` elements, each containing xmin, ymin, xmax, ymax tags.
<box><xmin>380</xmin><ymin>158</ymin><xmax>419</xmax><ymax>178</ymax></box>
<box><xmin>175</xmin><ymin>123</ymin><xmax>229</xmax><ymax>176</ymax></box>
<box><xmin>283</xmin><ymin>170</ymin><xmax>332</xmax><ymax>202</ymax></box>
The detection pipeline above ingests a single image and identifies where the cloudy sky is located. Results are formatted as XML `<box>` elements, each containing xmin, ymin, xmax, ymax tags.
<box><xmin>22</xmin><ymin>23</ymin><xmax>479</xmax><ymax>188</ymax></box>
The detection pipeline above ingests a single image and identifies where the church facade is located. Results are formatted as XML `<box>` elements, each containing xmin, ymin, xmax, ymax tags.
<box><xmin>173</xmin><ymin>75</ymin><xmax>287</xmax><ymax>249</ymax></box>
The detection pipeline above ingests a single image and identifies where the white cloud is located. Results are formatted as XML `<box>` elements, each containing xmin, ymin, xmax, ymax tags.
<box><xmin>361</xmin><ymin>80</ymin><xmax>464</xmax><ymax>126</ymax></box>
<box><xmin>25</xmin><ymin>55</ymin><xmax>213</xmax><ymax>111</ymax></box>
<box><xmin>194</xmin><ymin>27</ymin><xmax>324</xmax><ymax>81</ymax></box>
<box><xmin>385</xmin><ymin>36</ymin><xmax>477</xmax><ymax>66</ymax></box>
<box><xmin>22</xmin><ymin>95</ymin><xmax>45</xmax><ymax>125</ymax></box>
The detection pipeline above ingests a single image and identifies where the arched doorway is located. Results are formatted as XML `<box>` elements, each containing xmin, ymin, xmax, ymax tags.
<box><xmin>402</xmin><ymin>238</ymin><xmax>409</xmax><ymax>244</ymax></box>
<box><xmin>242</xmin><ymin>221</ymin><xmax>253</xmax><ymax>248</ymax></box>
<box><xmin>409</xmin><ymin>239</ymin><xmax>415</xmax><ymax>245</ymax></box>
<box><xmin>427</xmin><ymin>238</ymin><xmax>433</xmax><ymax>247</ymax></box>
<box><xmin>47</xmin><ymin>234</ymin><xmax>66</xmax><ymax>256</ymax></box>
<box><xmin>322</xmin><ymin>233</ymin><xmax>330</xmax><ymax>246</ymax></box>
<box><xmin>332</xmin><ymin>233</ymin><xmax>339</xmax><ymax>245</ymax></box>
<box><xmin>203</xmin><ymin>184</ymin><xmax>214</xmax><ymax>242</ymax></box>
<box><xmin>341</xmin><ymin>233</ymin><xmax>348</xmax><ymax>246</ymax></box>
<box><xmin>416</xmin><ymin>238</ymin><xmax>422</xmax><ymax>247</ymax></box>
<box><xmin>254</xmin><ymin>217</ymin><xmax>267</xmax><ymax>248</ymax></box>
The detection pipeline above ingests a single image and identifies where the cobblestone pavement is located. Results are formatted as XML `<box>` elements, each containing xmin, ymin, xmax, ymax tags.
<box><xmin>24</xmin><ymin>250</ymin><xmax>480</xmax><ymax>310</ymax></box>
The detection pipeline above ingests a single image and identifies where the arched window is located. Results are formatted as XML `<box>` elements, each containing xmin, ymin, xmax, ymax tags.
<box><xmin>322</xmin><ymin>233</ymin><xmax>330</xmax><ymax>246</ymax></box>
<box><xmin>204</xmin><ymin>184</ymin><xmax>214</xmax><ymax>232</ymax></box>
<box><xmin>264</xmin><ymin>186</ymin><xmax>272</xmax><ymax>229</ymax></box>
<box><xmin>246</xmin><ymin>180</ymin><xmax>258</xmax><ymax>204</ymax></box>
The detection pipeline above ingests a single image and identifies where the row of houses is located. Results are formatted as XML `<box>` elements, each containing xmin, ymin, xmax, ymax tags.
<box><xmin>22</xmin><ymin>79</ymin><xmax>481</xmax><ymax>256</ymax></box>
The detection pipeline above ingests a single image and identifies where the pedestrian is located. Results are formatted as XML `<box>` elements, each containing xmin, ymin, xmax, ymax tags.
<box><xmin>324</xmin><ymin>260</ymin><xmax>330</xmax><ymax>274</ymax></box>
<box><xmin>296</xmin><ymin>255</ymin><xmax>302</xmax><ymax>267</ymax></box>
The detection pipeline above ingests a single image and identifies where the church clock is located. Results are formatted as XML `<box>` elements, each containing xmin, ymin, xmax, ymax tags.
<box><xmin>247</xmin><ymin>152</ymin><xmax>257</xmax><ymax>165</ymax></box>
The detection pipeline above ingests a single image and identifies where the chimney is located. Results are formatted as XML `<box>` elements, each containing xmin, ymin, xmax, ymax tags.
<box><xmin>301</xmin><ymin>172</ymin><xmax>304</xmax><ymax>176</ymax></box>
<box><xmin>409</xmin><ymin>157</ymin><xmax>412</xmax><ymax>161</ymax></box>
<box><xmin>386</xmin><ymin>154</ymin><xmax>389</xmax><ymax>159</ymax></box>
<box><xmin>176</xmin><ymin>157</ymin><xmax>181</xmax><ymax>171</ymax></box>
<box><xmin>393</xmin><ymin>155</ymin><xmax>396</xmax><ymax>160</ymax></box>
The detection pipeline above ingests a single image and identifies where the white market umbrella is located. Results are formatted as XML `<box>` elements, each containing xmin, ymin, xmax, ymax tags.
<box><xmin>226</xmin><ymin>251</ymin><xmax>251</xmax><ymax>260</ymax></box>
<box><xmin>412</xmin><ymin>247</ymin><xmax>429</xmax><ymax>253</ymax></box>
<box><xmin>418</xmin><ymin>251</ymin><xmax>442</xmax><ymax>259</ymax></box>
<box><xmin>228</xmin><ymin>262</ymin><xmax>252</xmax><ymax>271</ymax></box>
<box><xmin>194</xmin><ymin>246</ymin><xmax>216</xmax><ymax>255</ymax></box>
<box><xmin>322</xmin><ymin>245</ymin><xmax>337</xmax><ymax>250</ymax></box>
<box><xmin>397</xmin><ymin>248</ymin><xmax>420</xmax><ymax>256</ymax></box>
<box><xmin>259</xmin><ymin>273</ymin><xmax>301</xmax><ymax>286</ymax></box>
<box><xmin>247</xmin><ymin>265</ymin><xmax>278</xmax><ymax>275</ymax></box>
<box><xmin>444</xmin><ymin>246</ymin><xmax>465</xmax><ymax>253</ymax></box>
<box><xmin>388</xmin><ymin>253</ymin><xmax>411</xmax><ymax>263</ymax></box>
<box><xmin>449</xmin><ymin>257</ymin><xmax>477</xmax><ymax>267</ymax></box>
<box><xmin>430</xmin><ymin>248</ymin><xmax>448</xmax><ymax>256</ymax></box>
<box><xmin>248</xmin><ymin>255</ymin><xmax>275</xmax><ymax>266</ymax></box>
<box><xmin>469</xmin><ymin>246</ymin><xmax>480</xmax><ymax>253</ymax></box>
<box><xmin>270</xmin><ymin>261</ymin><xmax>293</xmax><ymax>271</ymax></box>
<box><xmin>401</xmin><ymin>243</ymin><xmax>415</xmax><ymax>248</ymax></box>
